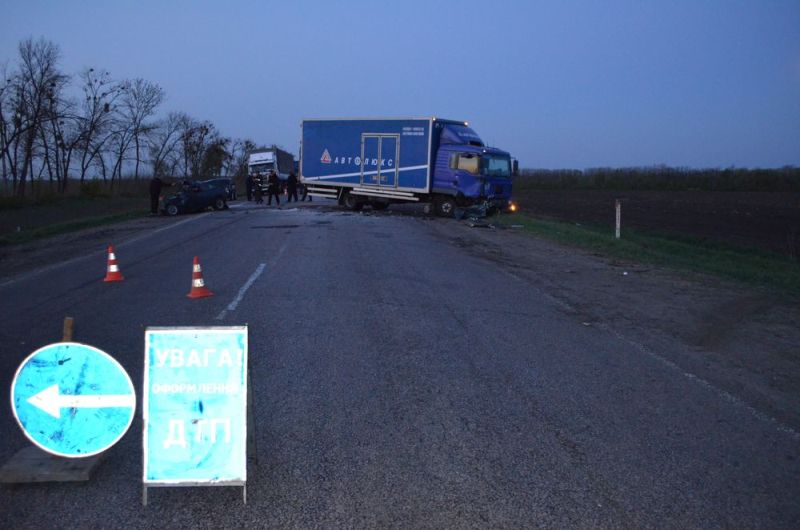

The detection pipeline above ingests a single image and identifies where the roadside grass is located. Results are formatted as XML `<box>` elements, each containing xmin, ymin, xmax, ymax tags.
<box><xmin>496</xmin><ymin>213</ymin><xmax>800</xmax><ymax>294</ymax></box>
<box><xmin>0</xmin><ymin>210</ymin><xmax>148</xmax><ymax>245</ymax></box>
<box><xmin>0</xmin><ymin>195</ymin><xmax>149</xmax><ymax>245</ymax></box>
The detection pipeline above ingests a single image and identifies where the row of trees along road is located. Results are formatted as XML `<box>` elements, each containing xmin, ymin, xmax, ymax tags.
<box><xmin>1</xmin><ymin>38</ymin><xmax>258</xmax><ymax>198</ymax></box>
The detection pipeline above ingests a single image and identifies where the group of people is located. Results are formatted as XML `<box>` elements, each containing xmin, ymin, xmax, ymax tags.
<box><xmin>149</xmin><ymin>172</ymin><xmax>311</xmax><ymax>215</ymax></box>
<box><xmin>246</xmin><ymin>170</ymin><xmax>311</xmax><ymax>205</ymax></box>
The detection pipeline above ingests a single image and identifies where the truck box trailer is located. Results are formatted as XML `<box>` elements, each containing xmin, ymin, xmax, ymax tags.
<box><xmin>300</xmin><ymin>118</ymin><xmax>514</xmax><ymax>216</ymax></box>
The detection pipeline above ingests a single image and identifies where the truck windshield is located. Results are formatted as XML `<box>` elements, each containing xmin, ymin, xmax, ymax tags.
<box><xmin>249</xmin><ymin>163</ymin><xmax>271</xmax><ymax>174</ymax></box>
<box><xmin>481</xmin><ymin>156</ymin><xmax>511</xmax><ymax>178</ymax></box>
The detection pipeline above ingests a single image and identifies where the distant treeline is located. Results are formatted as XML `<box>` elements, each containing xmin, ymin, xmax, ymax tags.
<box><xmin>517</xmin><ymin>166</ymin><xmax>800</xmax><ymax>192</ymax></box>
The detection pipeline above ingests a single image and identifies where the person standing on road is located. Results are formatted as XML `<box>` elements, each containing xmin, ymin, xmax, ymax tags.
<box><xmin>246</xmin><ymin>173</ymin><xmax>254</xmax><ymax>201</ymax></box>
<box><xmin>254</xmin><ymin>174</ymin><xmax>264</xmax><ymax>204</ymax></box>
<box><xmin>267</xmin><ymin>170</ymin><xmax>281</xmax><ymax>206</ymax></box>
<box><xmin>301</xmin><ymin>179</ymin><xmax>312</xmax><ymax>202</ymax></box>
<box><xmin>286</xmin><ymin>171</ymin><xmax>298</xmax><ymax>203</ymax></box>
<box><xmin>149</xmin><ymin>176</ymin><xmax>171</xmax><ymax>215</ymax></box>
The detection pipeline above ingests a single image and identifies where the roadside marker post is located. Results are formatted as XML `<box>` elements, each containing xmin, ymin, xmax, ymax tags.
<box><xmin>142</xmin><ymin>326</ymin><xmax>248</xmax><ymax>506</ymax></box>
<box><xmin>62</xmin><ymin>317</ymin><xmax>74</xmax><ymax>341</ymax></box>
<box><xmin>615</xmin><ymin>199</ymin><xmax>622</xmax><ymax>239</ymax></box>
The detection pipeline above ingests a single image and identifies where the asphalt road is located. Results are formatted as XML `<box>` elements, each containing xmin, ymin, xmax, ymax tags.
<box><xmin>0</xmin><ymin>201</ymin><xmax>798</xmax><ymax>528</ymax></box>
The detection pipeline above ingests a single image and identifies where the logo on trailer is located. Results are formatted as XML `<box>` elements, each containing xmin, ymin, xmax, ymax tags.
<box><xmin>320</xmin><ymin>149</ymin><xmax>331</xmax><ymax>164</ymax></box>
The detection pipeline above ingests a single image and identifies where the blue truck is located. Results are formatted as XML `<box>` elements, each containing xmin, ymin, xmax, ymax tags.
<box><xmin>300</xmin><ymin>118</ymin><xmax>516</xmax><ymax>216</ymax></box>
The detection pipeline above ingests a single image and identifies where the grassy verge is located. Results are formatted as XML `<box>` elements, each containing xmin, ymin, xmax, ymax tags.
<box><xmin>495</xmin><ymin>213</ymin><xmax>800</xmax><ymax>294</ymax></box>
<box><xmin>0</xmin><ymin>210</ymin><xmax>148</xmax><ymax>246</ymax></box>
<box><xmin>1</xmin><ymin>192</ymin><xmax>150</xmax><ymax>244</ymax></box>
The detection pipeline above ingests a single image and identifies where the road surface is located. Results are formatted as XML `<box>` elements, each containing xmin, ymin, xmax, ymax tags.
<box><xmin>1</xmin><ymin>201</ymin><xmax>798</xmax><ymax>528</ymax></box>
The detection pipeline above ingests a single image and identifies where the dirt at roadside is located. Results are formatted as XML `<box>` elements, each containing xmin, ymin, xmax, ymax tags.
<box><xmin>426</xmin><ymin>219</ymin><xmax>800</xmax><ymax>433</ymax></box>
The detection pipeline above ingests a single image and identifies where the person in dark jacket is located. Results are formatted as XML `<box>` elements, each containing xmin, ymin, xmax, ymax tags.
<box><xmin>267</xmin><ymin>171</ymin><xmax>281</xmax><ymax>206</ymax></box>
<box><xmin>246</xmin><ymin>174</ymin><xmax>254</xmax><ymax>201</ymax></box>
<box><xmin>253</xmin><ymin>174</ymin><xmax>264</xmax><ymax>204</ymax></box>
<box><xmin>149</xmin><ymin>176</ymin><xmax>171</xmax><ymax>214</ymax></box>
<box><xmin>286</xmin><ymin>172</ymin><xmax>298</xmax><ymax>203</ymax></box>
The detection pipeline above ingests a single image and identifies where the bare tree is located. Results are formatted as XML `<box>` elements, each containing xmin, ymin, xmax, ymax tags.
<box><xmin>147</xmin><ymin>111</ymin><xmax>186</xmax><ymax>177</ymax></box>
<box><xmin>37</xmin><ymin>74</ymin><xmax>75</xmax><ymax>192</ymax></box>
<box><xmin>118</xmin><ymin>78</ymin><xmax>164</xmax><ymax>180</ymax></box>
<box><xmin>0</xmin><ymin>39</ymin><xmax>66</xmax><ymax>197</ymax></box>
<box><xmin>201</xmin><ymin>136</ymin><xmax>229</xmax><ymax>177</ymax></box>
<box><xmin>10</xmin><ymin>38</ymin><xmax>68</xmax><ymax>198</ymax></box>
<box><xmin>2</xmin><ymin>38</ymin><xmax>234</xmax><ymax>193</ymax></box>
<box><xmin>74</xmin><ymin>68</ymin><xmax>124</xmax><ymax>184</ymax></box>
<box><xmin>108</xmin><ymin>104</ymin><xmax>136</xmax><ymax>187</ymax></box>
<box><xmin>177</xmin><ymin>117</ymin><xmax>218</xmax><ymax>178</ymax></box>
<box><xmin>0</xmin><ymin>62</ymin><xmax>29</xmax><ymax>194</ymax></box>
<box><xmin>224</xmin><ymin>138</ymin><xmax>250</xmax><ymax>177</ymax></box>
<box><xmin>103</xmin><ymin>78</ymin><xmax>166</xmax><ymax>187</ymax></box>
<box><xmin>225</xmin><ymin>138</ymin><xmax>256</xmax><ymax>190</ymax></box>
<box><xmin>0</xmin><ymin>62</ymin><xmax>17</xmax><ymax>193</ymax></box>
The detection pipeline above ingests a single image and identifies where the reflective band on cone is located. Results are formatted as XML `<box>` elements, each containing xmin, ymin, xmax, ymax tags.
<box><xmin>187</xmin><ymin>256</ymin><xmax>213</xmax><ymax>299</ymax></box>
<box><xmin>103</xmin><ymin>245</ymin><xmax>124</xmax><ymax>282</ymax></box>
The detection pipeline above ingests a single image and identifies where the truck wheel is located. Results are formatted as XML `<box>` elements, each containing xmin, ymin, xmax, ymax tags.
<box><xmin>166</xmin><ymin>204</ymin><xmax>179</xmax><ymax>216</ymax></box>
<box><xmin>343</xmin><ymin>193</ymin><xmax>363</xmax><ymax>211</ymax></box>
<box><xmin>213</xmin><ymin>197</ymin><xmax>225</xmax><ymax>210</ymax></box>
<box><xmin>436</xmin><ymin>197</ymin><xmax>457</xmax><ymax>218</ymax></box>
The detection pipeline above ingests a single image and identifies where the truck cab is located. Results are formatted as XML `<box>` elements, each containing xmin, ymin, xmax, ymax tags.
<box><xmin>247</xmin><ymin>146</ymin><xmax>296</xmax><ymax>185</ymax></box>
<box><xmin>430</xmin><ymin>122</ymin><xmax>514</xmax><ymax>215</ymax></box>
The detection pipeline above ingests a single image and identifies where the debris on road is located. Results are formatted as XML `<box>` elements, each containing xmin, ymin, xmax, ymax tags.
<box><xmin>454</xmin><ymin>203</ymin><xmax>489</xmax><ymax>220</ymax></box>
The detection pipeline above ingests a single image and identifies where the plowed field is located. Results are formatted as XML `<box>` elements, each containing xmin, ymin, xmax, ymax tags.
<box><xmin>514</xmin><ymin>190</ymin><xmax>800</xmax><ymax>256</ymax></box>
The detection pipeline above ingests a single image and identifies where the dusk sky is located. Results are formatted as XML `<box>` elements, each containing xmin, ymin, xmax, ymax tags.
<box><xmin>2</xmin><ymin>0</ymin><xmax>798</xmax><ymax>169</ymax></box>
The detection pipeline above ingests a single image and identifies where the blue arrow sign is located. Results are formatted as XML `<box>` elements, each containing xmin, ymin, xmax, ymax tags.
<box><xmin>11</xmin><ymin>342</ymin><xmax>136</xmax><ymax>458</ymax></box>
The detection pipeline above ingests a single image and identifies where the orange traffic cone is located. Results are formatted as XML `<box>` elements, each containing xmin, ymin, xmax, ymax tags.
<box><xmin>103</xmin><ymin>245</ymin><xmax>124</xmax><ymax>282</ymax></box>
<box><xmin>187</xmin><ymin>256</ymin><xmax>213</xmax><ymax>299</ymax></box>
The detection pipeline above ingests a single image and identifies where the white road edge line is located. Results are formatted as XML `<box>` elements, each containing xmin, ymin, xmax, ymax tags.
<box><xmin>215</xmin><ymin>263</ymin><xmax>267</xmax><ymax>321</ymax></box>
